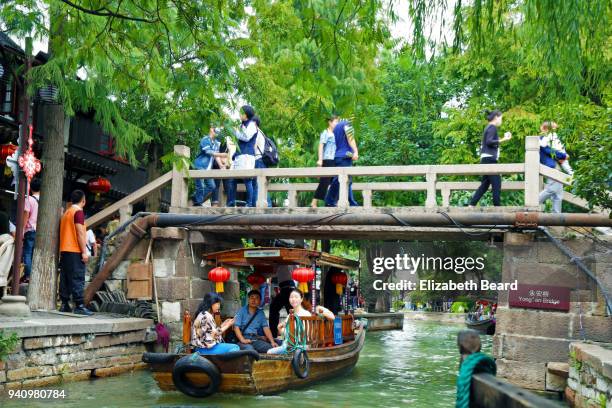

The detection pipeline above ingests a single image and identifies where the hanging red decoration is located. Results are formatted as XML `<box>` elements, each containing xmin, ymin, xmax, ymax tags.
<box><xmin>208</xmin><ymin>266</ymin><xmax>230</xmax><ymax>293</ymax></box>
<box><xmin>246</xmin><ymin>272</ymin><xmax>266</xmax><ymax>289</ymax></box>
<box><xmin>330</xmin><ymin>271</ymin><xmax>348</xmax><ymax>296</ymax></box>
<box><xmin>87</xmin><ymin>176</ymin><xmax>111</xmax><ymax>193</ymax></box>
<box><xmin>87</xmin><ymin>176</ymin><xmax>111</xmax><ymax>200</ymax></box>
<box><xmin>18</xmin><ymin>125</ymin><xmax>41</xmax><ymax>184</ymax></box>
<box><xmin>292</xmin><ymin>267</ymin><xmax>315</xmax><ymax>293</ymax></box>
<box><xmin>0</xmin><ymin>143</ymin><xmax>17</xmax><ymax>164</ymax></box>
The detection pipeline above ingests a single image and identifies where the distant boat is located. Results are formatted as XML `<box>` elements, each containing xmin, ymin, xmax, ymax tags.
<box><xmin>465</xmin><ymin>299</ymin><xmax>496</xmax><ymax>335</ymax></box>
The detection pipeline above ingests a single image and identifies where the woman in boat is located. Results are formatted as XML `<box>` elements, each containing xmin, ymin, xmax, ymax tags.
<box><xmin>192</xmin><ymin>293</ymin><xmax>240</xmax><ymax>355</ymax></box>
<box><xmin>267</xmin><ymin>289</ymin><xmax>334</xmax><ymax>354</ymax></box>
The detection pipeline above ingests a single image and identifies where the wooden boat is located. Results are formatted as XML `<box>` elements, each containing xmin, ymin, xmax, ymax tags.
<box><xmin>465</xmin><ymin>299</ymin><xmax>496</xmax><ymax>335</ymax></box>
<box><xmin>143</xmin><ymin>247</ymin><xmax>364</xmax><ymax>397</ymax></box>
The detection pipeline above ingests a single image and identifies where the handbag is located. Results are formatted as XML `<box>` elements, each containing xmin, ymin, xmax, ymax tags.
<box><xmin>225</xmin><ymin>309</ymin><xmax>261</xmax><ymax>344</ymax></box>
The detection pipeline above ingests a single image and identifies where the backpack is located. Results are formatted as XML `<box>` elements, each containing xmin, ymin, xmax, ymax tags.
<box><xmin>257</xmin><ymin>131</ymin><xmax>279</xmax><ymax>167</ymax></box>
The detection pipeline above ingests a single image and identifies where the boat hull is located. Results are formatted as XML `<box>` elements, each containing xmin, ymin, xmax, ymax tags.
<box><xmin>147</xmin><ymin>327</ymin><xmax>365</xmax><ymax>395</ymax></box>
<box><xmin>465</xmin><ymin>318</ymin><xmax>496</xmax><ymax>335</ymax></box>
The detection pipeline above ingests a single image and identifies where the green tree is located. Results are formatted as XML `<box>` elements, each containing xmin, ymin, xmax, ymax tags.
<box><xmin>1</xmin><ymin>0</ymin><xmax>247</xmax><ymax>309</ymax></box>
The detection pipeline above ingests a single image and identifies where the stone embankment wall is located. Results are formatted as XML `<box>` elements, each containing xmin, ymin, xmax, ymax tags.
<box><xmin>565</xmin><ymin>343</ymin><xmax>612</xmax><ymax>408</ymax></box>
<box><xmin>0</xmin><ymin>319</ymin><xmax>153</xmax><ymax>391</ymax></box>
<box><xmin>494</xmin><ymin>230</ymin><xmax>612</xmax><ymax>392</ymax></box>
<box><xmin>88</xmin><ymin>227</ymin><xmax>242</xmax><ymax>342</ymax></box>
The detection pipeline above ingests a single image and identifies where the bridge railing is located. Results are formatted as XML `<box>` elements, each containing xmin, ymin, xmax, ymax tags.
<box><xmin>87</xmin><ymin>136</ymin><xmax>585</xmax><ymax>228</ymax></box>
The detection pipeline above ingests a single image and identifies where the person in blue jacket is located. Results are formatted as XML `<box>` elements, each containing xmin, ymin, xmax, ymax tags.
<box><xmin>193</xmin><ymin>127</ymin><xmax>226</xmax><ymax>206</ymax></box>
<box><xmin>538</xmin><ymin>121</ymin><xmax>568</xmax><ymax>213</ymax></box>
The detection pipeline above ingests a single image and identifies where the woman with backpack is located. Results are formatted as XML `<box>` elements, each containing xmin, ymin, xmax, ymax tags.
<box><xmin>252</xmin><ymin>115</ymin><xmax>273</xmax><ymax>207</ymax></box>
<box><xmin>227</xmin><ymin>105</ymin><xmax>258</xmax><ymax>207</ymax></box>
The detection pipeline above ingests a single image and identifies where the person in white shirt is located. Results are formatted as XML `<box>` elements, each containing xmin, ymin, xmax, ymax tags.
<box><xmin>227</xmin><ymin>105</ymin><xmax>258</xmax><ymax>207</ymax></box>
<box><xmin>85</xmin><ymin>229</ymin><xmax>97</xmax><ymax>258</ymax></box>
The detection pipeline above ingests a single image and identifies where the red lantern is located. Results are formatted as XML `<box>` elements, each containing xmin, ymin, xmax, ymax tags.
<box><xmin>87</xmin><ymin>176</ymin><xmax>111</xmax><ymax>201</ymax></box>
<box><xmin>330</xmin><ymin>271</ymin><xmax>348</xmax><ymax>296</ymax></box>
<box><xmin>247</xmin><ymin>272</ymin><xmax>266</xmax><ymax>289</ymax></box>
<box><xmin>209</xmin><ymin>266</ymin><xmax>230</xmax><ymax>293</ymax></box>
<box><xmin>292</xmin><ymin>267</ymin><xmax>315</xmax><ymax>293</ymax></box>
<box><xmin>0</xmin><ymin>143</ymin><xmax>17</xmax><ymax>164</ymax></box>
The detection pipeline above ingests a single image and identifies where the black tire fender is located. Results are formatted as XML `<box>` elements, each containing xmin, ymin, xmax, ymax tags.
<box><xmin>172</xmin><ymin>354</ymin><xmax>221</xmax><ymax>398</ymax></box>
<box><xmin>292</xmin><ymin>349</ymin><xmax>310</xmax><ymax>379</ymax></box>
<box><xmin>142</xmin><ymin>352</ymin><xmax>177</xmax><ymax>365</ymax></box>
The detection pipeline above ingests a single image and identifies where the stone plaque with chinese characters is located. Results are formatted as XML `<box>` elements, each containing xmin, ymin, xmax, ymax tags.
<box><xmin>508</xmin><ymin>284</ymin><xmax>570</xmax><ymax>312</ymax></box>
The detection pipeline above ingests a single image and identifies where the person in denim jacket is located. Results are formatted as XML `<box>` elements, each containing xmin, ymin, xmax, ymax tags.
<box><xmin>193</xmin><ymin>127</ymin><xmax>227</xmax><ymax>206</ymax></box>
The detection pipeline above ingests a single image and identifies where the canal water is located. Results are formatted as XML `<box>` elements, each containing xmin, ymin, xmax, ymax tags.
<box><xmin>1</xmin><ymin>319</ymin><xmax>492</xmax><ymax>408</ymax></box>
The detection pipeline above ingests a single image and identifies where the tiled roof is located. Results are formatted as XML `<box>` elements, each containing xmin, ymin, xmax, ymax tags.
<box><xmin>0</xmin><ymin>33</ymin><xmax>24</xmax><ymax>54</ymax></box>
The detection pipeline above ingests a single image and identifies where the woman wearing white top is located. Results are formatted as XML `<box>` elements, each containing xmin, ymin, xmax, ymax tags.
<box><xmin>267</xmin><ymin>289</ymin><xmax>335</xmax><ymax>354</ymax></box>
<box><xmin>227</xmin><ymin>105</ymin><xmax>258</xmax><ymax>207</ymax></box>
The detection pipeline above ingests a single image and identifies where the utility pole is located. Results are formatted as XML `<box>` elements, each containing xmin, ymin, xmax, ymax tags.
<box><xmin>10</xmin><ymin>37</ymin><xmax>32</xmax><ymax>296</ymax></box>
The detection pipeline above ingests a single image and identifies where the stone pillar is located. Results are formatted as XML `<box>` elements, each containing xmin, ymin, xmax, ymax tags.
<box><xmin>118</xmin><ymin>204</ymin><xmax>132</xmax><ymax>224</ymax></box>
<box><xmin>256</xmin><ymin>175</ymin><xmax>268</xmax><ymax>208</ymax></box>
<box><xmin>425</xmin><ymin>172</ymin><xmax>437</xmax><ymax>208</ymax></box>
<box><xmin>171</xmin><ymin>145</ymin><xmax>190</xmax><ymax>208</ymax></box>
<box><xmin>362</xmin><ymin>190</ymin><xmax>372</xmax><ymax>209</ymax></box>
<box><xmin>337</xmin><ymin>174</ymin><xmax>349</xmax><ymax>208</ymax></box>
<box><xmin>524</xmin><ymin>136</ymin><xmax>540</xmax><ymax>209</ymax></box>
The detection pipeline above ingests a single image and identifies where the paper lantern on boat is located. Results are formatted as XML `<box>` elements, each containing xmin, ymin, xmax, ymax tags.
<box><xmin>330</xmin><ymin>271</ymin><xmax>348</xmax><ymax>296</ymax></box>
<box><xmin>292</xmin><ymin>267</ymin><xmax>314</xmax><ymax>293</ymax></box>
<box><xmin>0</xmin><ymin>143</ymin><xmax>17</xmax><ymax>165</ymax></box>
<box><xmin>87</xmin><ymin>176</ymin><xmax>111</xmax><ymax>201</ymax></box>
<box><xmin>247</xmin><ymin>272</ymin><xmax>266</xmax><ymax>289</ymax></box>
<box><xmin>209</xmin><ymin>266</ymin><xmax>230</xmax><ymax>293</ymax></box>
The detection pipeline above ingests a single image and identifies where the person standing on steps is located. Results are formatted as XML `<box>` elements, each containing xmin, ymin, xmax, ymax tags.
<box><xmin>58</xmin><ymin>190</ymin><xmax>93</xmax><ymax>315</ymax></box>
<box><xmin>469</xmin><ymin>110</ymin><xmax>512</xmax><ymax>207</ymax></box>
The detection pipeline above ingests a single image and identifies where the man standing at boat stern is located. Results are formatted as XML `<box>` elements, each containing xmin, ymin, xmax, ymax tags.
<box><xmin>233</xmin><ymin>290</ymin><xmax>278</xmax><ymax>353</ymax></box>
<box><xmin>58</xmin><ymin>190</ymin><xmax>93</xmax><ymax>315</ymax></box>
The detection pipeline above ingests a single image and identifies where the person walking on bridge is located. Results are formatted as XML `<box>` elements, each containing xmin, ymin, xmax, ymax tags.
<box><xmin>193</xmin><ymin>127</ymin><xmax>226</xmax><ymax>206</ymax></box>
<box><xmin>311</xmin><ymin>115</ymin><xmax>339</xmax><ymax>208</ymax></box>
<box><xmin>538</xmin><ymin>121</ymin><xmax>569</xmax><ymax>213</ymax></box>
<box><xmin>469</xmin><ymin>110</ymin><xmax>512</xmax><ymax>207</ymax></box>
<box><xmin>324</xmin><ymin>118</ymin><xmax>359</xmax><ymax>207</ymax></box>
<box><xmin>227</xmin><ymin>105</ymin><xmax>258</xmax><ymax>207</ymax></box>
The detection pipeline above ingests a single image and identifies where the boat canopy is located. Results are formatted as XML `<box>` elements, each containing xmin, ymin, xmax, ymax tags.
<box><xmin>204</xmin><ymin>247</ymin><xmax>359</xmax><ymax>273</ymax></box>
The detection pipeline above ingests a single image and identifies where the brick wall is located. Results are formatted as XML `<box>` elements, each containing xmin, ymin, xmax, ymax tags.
<box><xmin>0</xmin><ymin>330</ymin><xmax>149</xmax><ymax>391</ymax></box>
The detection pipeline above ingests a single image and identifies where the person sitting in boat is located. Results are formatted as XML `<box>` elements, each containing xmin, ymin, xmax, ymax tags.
<box><xmin>269</xmin><ymin>265</ymin><xmax>297</xmax><ymax>338</ymax></box>
<box><xmin>233</xmin><ymin>290</ymin><xmax>279</xmax><ymax>353</ymax></box>
<box><xmin>192</xmin><ymin>293</ymin><xmax>240</xmax><ymax>355</ymax></box>
<box><xmin>267</xmin><ymin>289</ymin><xmax>334</xmax><ymax>355</ymax></box>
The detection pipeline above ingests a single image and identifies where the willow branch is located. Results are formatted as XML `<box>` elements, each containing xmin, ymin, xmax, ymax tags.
<box><xmin>59</xmin><ymin>0</ymin><xmax>158</xmax><ymax>23</ymax></box>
